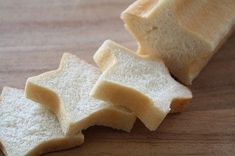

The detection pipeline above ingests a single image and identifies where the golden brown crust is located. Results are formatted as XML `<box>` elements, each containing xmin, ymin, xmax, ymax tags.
<box><xmin>174</xmin><ymin>0</ymin><xmax>235</xmax><ymax>45</ymax></box>
<box><xmin>170</xmin><ymin>98</ymin><xmax>192</xmax><ymax>113</ymax></box>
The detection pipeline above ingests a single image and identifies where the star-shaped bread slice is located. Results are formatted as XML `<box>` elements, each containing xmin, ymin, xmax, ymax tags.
<box><xmin>25</xmin><ymin>53</ymin><xmax>136</xmax><ymax>135</ymax></box>
<box><xmin>0</xmin><ymin>87</ymin><xmax>84</xmax><ymax>156</ymax></box>
<box><xmin>121</xmin><ymin>0</ymin><xmax>235</xmax><ymax>84</ymax></box>
<box><xmin>90</xmin><ymin>40</ymin><xmax>192</xmax><ymax>131</ymax></box>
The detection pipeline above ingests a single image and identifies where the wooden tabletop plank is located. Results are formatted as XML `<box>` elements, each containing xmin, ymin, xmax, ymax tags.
<box><xmin>0</xmin><ymin>0</ymin><xmax>234</xmax><ymax>155</ymax></box>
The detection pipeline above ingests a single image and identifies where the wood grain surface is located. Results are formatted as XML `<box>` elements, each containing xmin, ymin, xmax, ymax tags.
<box><xmin>0</xmin><ymin>0</ymin><xmax>235</xmax><ymax>155</ymax></box>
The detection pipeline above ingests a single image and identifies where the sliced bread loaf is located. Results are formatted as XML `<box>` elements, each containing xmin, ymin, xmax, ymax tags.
<box><xmin>25</xmin><ymin>53</ymin><xmax>136</xmax><ymax>135</ymax></box>
<box><xmin>90</xmin><ymin>40</ymin><xmax>192</xmax><ymax>131</ymax></box>
<box><xmin>0</xmin><ymin>87</ymin><xmax>84</xmax><ymax>156</ymax></box>
<box><xmin>121</xmin><ymin>0</ymin><xmax>235</xmax><ymax>84</ymax></box>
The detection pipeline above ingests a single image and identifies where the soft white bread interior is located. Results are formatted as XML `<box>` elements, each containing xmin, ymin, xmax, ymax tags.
<box><xmin>0</xmin><ymin>87</ymin><xmax>84</xmax><ymax>156</ymax></box>
<box><xmin>90</xmin><ymin>40</ymin><xmax>192</xmax><ymax>131</ymax></box>
<box><xmin>25</xmin><ymin>53</ymin><xmax>136</xmax><ymax>135</ymax></box>
<box><xmin>121</xmin><ymin>0</ymin><xmax>235</xmax><ymax>84</ymax></box>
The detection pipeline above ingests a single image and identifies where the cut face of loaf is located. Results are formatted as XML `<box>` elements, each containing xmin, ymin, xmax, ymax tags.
<box><xmin>121</xmin><ymin>0</ymin><xmax>235</xmax><ymax>84</ymax></box>
<box><xmin>25</xmin><ymin>53</ymin><xmax>136</xmax><ymax>135</ymax></box>
<box><xmin>0</xmin><ymin>87</ymin><xmax>84</xmax><ymax>156</ymax></box>
<box><xmin>90</xmin><ymin>40</ymin><xmax>192</xmax><ymax>131</ymax></box>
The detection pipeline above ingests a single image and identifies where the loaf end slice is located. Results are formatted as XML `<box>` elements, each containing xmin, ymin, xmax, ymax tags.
<box><xmin>0</xmin><ymin>87</ymin><xmax>84</xmax><ymax>156</ymax></box>
<box><xmin>91</xmin><ymin>40</ymin><xmax>192</xmax><ymax>131</ymax></box>
<box><xmin>25</xmin><ymin>53</ymin><xmax>136</xmax><ymax>135</ymax></box>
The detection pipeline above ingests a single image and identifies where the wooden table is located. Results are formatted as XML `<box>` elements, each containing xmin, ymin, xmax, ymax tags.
<box><xmin>0</xmin><ymin>0</ymin><xmax>234</xmax><ymax>155</ymax></box>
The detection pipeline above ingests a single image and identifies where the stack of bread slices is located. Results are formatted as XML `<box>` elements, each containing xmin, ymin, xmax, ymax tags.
<box><xmin>1</xmin><ymin>0</ymin><xmax>234</xmax><ymax>155</ymax></box>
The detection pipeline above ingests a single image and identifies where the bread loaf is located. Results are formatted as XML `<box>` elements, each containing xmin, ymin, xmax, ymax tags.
<box><xmin>121</xmin><ymin>0</ymin><xmax>235</xmax><ymax>84</ymax></box>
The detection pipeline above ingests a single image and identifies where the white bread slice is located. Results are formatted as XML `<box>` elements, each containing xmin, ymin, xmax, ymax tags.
<box><xmin>90</xmin><ymin>40</ymin><xmax>192</xmax><ymax>131</ymax></box>
<box><xmin>121</xmin><ymin>0</ymin><xmax>235</xmax><ymax>85</ymax></box>
<box><xmin>25</xmin><ymin>53</ymin><xmax>136</xmax><ymax>135</ymax></box>
<box><xmin>0</xmin><ymin>87</ymin><xmax>84</xmax><ymax>156</ymax></box>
